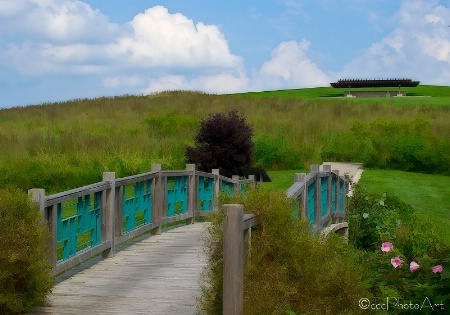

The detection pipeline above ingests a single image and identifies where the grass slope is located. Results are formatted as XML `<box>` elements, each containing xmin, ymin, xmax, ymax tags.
<box><xmin>359</xmin><ymin>169</ymin><xmax>450</xmax><ymax>245</ymax></box>
<box><xmin>236</xmin><ymin>85</ymin><xmax>450</xmax><ymax>106</ymax></box>
<box><xmin>264</xmin><ymin>169</ymin><xmax>450</xmax><ymax>245</ymax></box>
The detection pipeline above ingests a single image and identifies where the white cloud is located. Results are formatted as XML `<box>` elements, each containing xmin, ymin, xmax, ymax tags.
<box><xmin>0</xmin><ymin>2</ymin><xmax>241</xmax><ymax>76</ymax></box>
<box><xmin>108</xmin><ymin>6</ymin><xmax>241</xmax><ymax>69</ymax></box>
<box><xmin>254</xmin><ymin>40</ymin><xmax>330</xmax><ymax>89</ymax></box>
<box><xmin>341</xmin><ymin>0</ymin><xmax>450</xmax><ymax>84</ymax></box>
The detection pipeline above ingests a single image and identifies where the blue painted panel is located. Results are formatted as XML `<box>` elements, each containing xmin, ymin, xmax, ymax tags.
<box><xmin>122</xmin><ymin>179</ymin><xmax>153</xmax><ymax>233</ymax></box>
<box><xmin>331</xmin><ymin>178</ymin><xmax>336</xmax><ymax>213</ymax></box>
<box><xmin>320</xmin><ymin>177</ymin><xmax>328</xmax><ymax>218</ymax></box>
<box><xmin>57</xmin><ymin>192</ymin><xmax>101</xmax><ymax>262</ymax></box>
<box><xmin>307</xmin><ymin>183</ymin><xmax>315</xmax><ymax>224</ymax></box>
<box><xmin>198</xmin><ymin>176</ymin><xmax>214</xmax><ymax>212</ymax></box>
<box><xmin>221</xmin><ymin>181</ymin><xmax>234</xmax><ymax>198</ymax></box>
<box><xmin>339</xmin><ymin>184</ymin><xmax>343</xmax><ymax>213</ymax></box>
<box><xmin>167</xmin><ymin>176</ymin><xmax>188</xmax><ymax>217</ymax></box>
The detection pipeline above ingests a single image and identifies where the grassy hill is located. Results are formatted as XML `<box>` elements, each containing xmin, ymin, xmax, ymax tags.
<box><xmin>0</xmin><ymin>86</ymin><xmax>449</xmax><ymax>194</ymax></box>
<box><xmin>236</xmin><ymin>85</ymin><xmax>450</xmax><ymax>106</ymax></box>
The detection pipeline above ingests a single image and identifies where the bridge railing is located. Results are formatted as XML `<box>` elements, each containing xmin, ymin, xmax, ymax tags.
<box><xmin>223</xmin><ymin>164</ymin><xmax>350</xmax><ymax>314</ymax></box>
<box><xmin>286</xmin><ymin>164</ymin><xmax>349</xmax><ymax>233</ymax></box>
<box><xmin>28</xmin><ymin>164</ymin><xmax>255</xmax><ymax>275</ymax></box>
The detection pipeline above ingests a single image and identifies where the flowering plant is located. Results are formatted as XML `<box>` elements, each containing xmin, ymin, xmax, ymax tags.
<box><xmin>365</xmin><ymin>242</ymin><xmax>450</xmax><ymax>314</ymax></box>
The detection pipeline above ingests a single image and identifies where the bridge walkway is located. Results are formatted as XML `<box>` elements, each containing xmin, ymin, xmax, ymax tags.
<box><xmin>32</xmin><ymin>223</ymin><xmax>207</xmax><ymax>315</ymax></box>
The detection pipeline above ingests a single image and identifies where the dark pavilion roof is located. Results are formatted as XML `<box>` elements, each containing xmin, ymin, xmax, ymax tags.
<box><xmin>330</xmin><ymin>78</ymin><xmax>420</xmax><ymax>88</ymax></box>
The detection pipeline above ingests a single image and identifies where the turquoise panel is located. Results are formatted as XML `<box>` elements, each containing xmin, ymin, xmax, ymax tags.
<box><xmin>198</xmin><ymin>176</ymin><xmax>214</xmax><ymax>212</ymax></box>
<box><xmin>221</xmin><ymin>181</ymin><xmax>234</xmax><ymax>198</ymax></box>
<box><xmin>307</xmin><ymin>183</ymin><xmax>315</xmax><ymax>224</ymax></box>
<box><xmin>320</xmin><ymin>177</ymin><xmax>328</xmax><ymax>218</ymax></box>
<box><xmin>57</xmin><ymin>192</ymin><xmax>101</xmax><ymax>262</ymax></box>
<box><xmin>339</xmin><ymin>184</ymin><xmax>343</xmax><ymax>213</ymax></box>
<box><xmin>167</xmin><ymin>176</ymin><xmax>188</xmax><ymax>217</ymax></box>
<box><xmin>331</xmin><ymin>178</ymin><xmax>336</xmax><ymax>213</ymax></box>
<box><xmin>123</xmin><ymin>179</ymin><xmax>152</xmax><ymax>233</ymax></box>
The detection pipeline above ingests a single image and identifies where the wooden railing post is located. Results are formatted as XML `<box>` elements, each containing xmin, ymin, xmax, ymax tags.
<box><xmin>310</xmin><ymin>164</ymin><xmax>321</xmax><ymax>232</ymax></box>
<box><xmin>343</xmin><ymin>174</ymin><xmax>350</xmax><ymax>220</ymax></box>
<box><xmin>151</xmin><ymin>164</ymin><xmax>162</xmax><ymax>235</ymax></box>
<box><xmin>102</xmin><ymin>172</ymin><xmax>115</xmax><ymax>258</ymax></box>
<box><xmin>186</xmin><ymin>164</ymin><xmax>197</xmax><ymax>225</ymax></box>
<box><xmin>223</xmin><ymin>204</ymin><xmax>244</xmax><ymax>315</ymax></box>
<box><xmin>212</xmin><ymin>169</ymin><xmax>220</xmax><ymax>210</ymax></box>
<box><xmin>248</xmin><ymin>175</ymin><xmax>256</xmax><ymax>188</ymax></box>
<box><xmin>232</xmin><ymin>175</ymin><xmax>240</xmax><ymax>194</ymax></box>
<box><xmin>323</xmin><ymin>165</ymin><xmax>332</xmax><ymax>227</ymax></box>
<box><xmin>29</xmin><ymin>188</ymin><xmax>57</xmax><ymax>269</ymax></box>
<box><xmin>333</xmin><ymin>170</ymin><xmax>340</xmax><ymax>223</ymax></box>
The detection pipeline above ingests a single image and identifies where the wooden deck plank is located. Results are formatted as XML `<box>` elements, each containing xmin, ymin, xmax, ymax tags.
<box><xmin>32</xmin><ymin>223</ymin><xmax>208</xmax><ymax>315</ymax></box>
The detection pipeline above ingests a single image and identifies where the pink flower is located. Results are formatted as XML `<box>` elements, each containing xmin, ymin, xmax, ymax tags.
<box><xmin>381</xmin><ymin>242</ymin><xmax>394</xmax><ymax>253</ymax></box>
<box><xmin>410</xmin><ymin>261</ymin><xmax>420</xmax><ymax>272</ymax></box>
<box><xmin>391</xmin><ymin>257</ymin><xmax>403</xmax><ymax>268</ymax></box>
<box><xmin>432</xmin><ymin>265</ymin><xmax>443</xmax><ymax>273</ymax></box>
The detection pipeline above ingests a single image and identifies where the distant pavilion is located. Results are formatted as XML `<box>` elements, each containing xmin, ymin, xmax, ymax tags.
<box><xmin>330</xmin><ymin>78</ymin><xmax>420</xmax><ymax>97</ymax></box>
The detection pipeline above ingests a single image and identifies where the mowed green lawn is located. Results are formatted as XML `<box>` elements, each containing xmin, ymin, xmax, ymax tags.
<box><xmin>359</xmin><ymin>169</ymin><xmax>450</xmax><ymax>245</ymax></box>
<box><xmin>265</xmin><ymin>169</ymin><xmax>450</xmax><ymax>245</ymax></box>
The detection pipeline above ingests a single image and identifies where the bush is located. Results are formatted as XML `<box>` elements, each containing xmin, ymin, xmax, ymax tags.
<box><xmin>198</xmin><ymin>188</ymin><xmax>371</xmax><ymax>315</ymax></box>
<box><xmin>348</xmin><ymin>184</ymin><xmax>450</xmax><ymax>314</ymax></box>
<box><xmin>347</xmin><ymin>185</ymin><xmax>414</xmax><ymax>253</ymax></box>
<box><xmin>186</xmin><ymin>110</ymin><xmax>253</xmax><ymax>178</ymax></box>
<box><xmin>0</xmin><ymin>187</ymin><xmax>53</xmax><ymax>314</ymax></box>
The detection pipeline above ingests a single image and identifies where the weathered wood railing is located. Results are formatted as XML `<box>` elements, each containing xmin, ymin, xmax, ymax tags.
<box><xmin>223</xmin><ymin>164</ymin><xmax>349</xmax><ymax>315</ymax></box>
<box><xmin>28</xmin><ymin>164</ymin><xmax>255</xmax><ymax>275</ymax></box>
<box><xmin>287</xmin><ymin>164</ymin><xmax>349</xmax><ymax>233</ymax></box>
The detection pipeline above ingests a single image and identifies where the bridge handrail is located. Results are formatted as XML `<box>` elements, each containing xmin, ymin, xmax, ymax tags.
<box><xmin>28</xmin><ymin>164</ymin><xmax>256</xmax><ymax>275</ymax></box>
<box><xmin>223</xmin><ymin>164</ymin><xmax>350</xmax><ymax>314</ymax></box>
<box><xmin>286</xmin><ymin>164</ymin><xmax>349</xmax><ymax>233</ymax></box>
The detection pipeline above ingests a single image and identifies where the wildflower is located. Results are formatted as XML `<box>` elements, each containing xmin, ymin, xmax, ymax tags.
<box><xmin>410</xmin><ymin>261</ymin><xmax>420</xmax><ymax>272</ymax></box>
<box><xmin>391</xmin><ymin>257</ymin><xmax>403</xmax><ymax>268</ymax></box>
<box><xmin>381</xmin><ymin>242</ymin><xmax>393</xmax><ymax>253</ymax></box>
<box><xmin>432</xmin><ymin>265</ymin><xmax>443</xmax><ymax>273</ymax></box>
<box><xmin>362</xmin><ymin>213</ymin><xmax>369</xmax><ymax>219</ymax></box>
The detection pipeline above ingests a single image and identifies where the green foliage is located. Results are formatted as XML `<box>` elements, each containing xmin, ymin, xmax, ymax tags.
<box><xmin>253</xmin><ymin>132</ymin><xmax>302</xmax><ymax>170</ymax></box>
<box><xmin>322</xmin><ymin>118</ymin><xmax>450</xmax><ymax>175</ymax></box>
<box><xmin>0</xmin><ymin>187</ymin><xmax>53</xmax><ymax>314</ymax></box>
<box><xmin>362</xmin><ymin>245</ymin><xmax>450</xmax><ymax>314</ymax></box>
<box><xmin>347</xmin><ymin>186</ymin><xmax>414</xmax><ymax>253</ymax></box>
<box><xmin>359</xmin><ymin>169</ymin><xmax>450</xmax><ymax>246</ymax></box>
<box><xmin>198</xmin><ymin>188</ymin><xmax>371</xmax><ymax>315</ymax></box>
<box><xmin>186</xmin><ymin>110</ymin><xmax>253</xmax><ymax>177</ymax></box>
<box><xmin>348</xmin><ymin>184</ymin><xmax>450</xmax><ymax>314</ymax></box>
<box><xmin>0</xmin><ymin>90</ymin><xmax>449</xmax><ymax>194</ymax></box>
<box><xmin>144</xmin><ymin>113</ymin><xmax>199</xmax><ymax>137</ymax></box>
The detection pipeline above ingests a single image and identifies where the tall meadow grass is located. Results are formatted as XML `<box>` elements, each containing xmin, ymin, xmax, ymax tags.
<box><xmin>0</xmin><ymin>91</ymin><xmax>449</xmax><ymax>193</ymax></box>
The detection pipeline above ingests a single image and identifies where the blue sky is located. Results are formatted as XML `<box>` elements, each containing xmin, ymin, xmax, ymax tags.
<box><xmin>1</xmin><ymin>0</ymin><xmax>450</xmax><ymax>108</ymax></box>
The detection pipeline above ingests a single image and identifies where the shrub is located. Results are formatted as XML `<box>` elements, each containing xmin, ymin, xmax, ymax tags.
<box><xmin>0</xmin><ymin>187</ymin><xmax>53</xmax><ymax>314</ymax></box>
<box><xmin>198</xmin><ymin>188</ymin><xmax>371</xmax><ymax>315</ymax></box>
<box><xmin>186</xmin><ymin>110</ymin><xmax>253</xmax><ymax>177</ymax></box>
<box><xmin>347</xmin><ymin>185</ymin><xmax>414</xmax><ymax>253</ymax></box>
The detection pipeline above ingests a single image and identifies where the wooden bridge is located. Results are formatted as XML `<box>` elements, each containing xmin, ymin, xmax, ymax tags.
<box><xmin>30</xmin><ymin>163</ymin><xmax>360</xmax><ymax>314</ymax></box>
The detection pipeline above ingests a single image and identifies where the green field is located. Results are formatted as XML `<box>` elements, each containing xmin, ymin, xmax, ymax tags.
<box><xmin>236</xmin><ymin>85</ymin><xmax>450</xmax><ymax>105</ymax></box>
<box><xmin>359</xmin><ymin>169</ymin><xmax>450</xmax><ymax>245</ymax></box>
<box><xmin>0</xmin><ymin>86</ymin><xmax>449</xmax><ymax>195</ymax></box>
<box><xmin>265</xmin><ymin>168</ymin><xmax>450</xmax><ymax>246</ymax></box>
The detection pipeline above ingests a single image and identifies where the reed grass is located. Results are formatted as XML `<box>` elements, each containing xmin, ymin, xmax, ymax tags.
<box><xmin>0</xmin><ymin>89</ymin><xmax>449</xmax><ymax>193</ymax></box>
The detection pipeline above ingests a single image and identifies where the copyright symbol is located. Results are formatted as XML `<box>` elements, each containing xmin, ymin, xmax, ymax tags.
<box><xmin>359</xmin><ymin>298</ymin><xmax>370</xmax><ymax>309</ymax></box>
